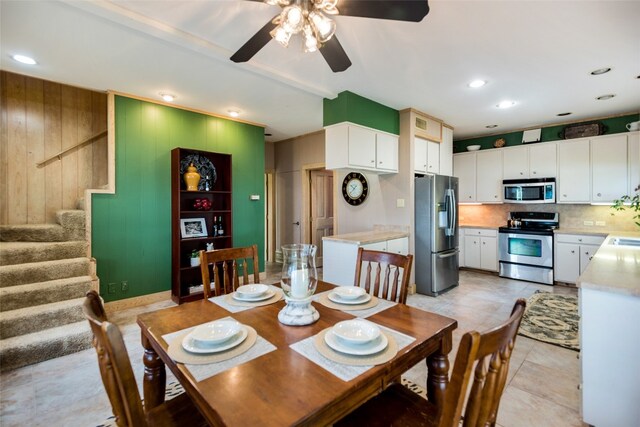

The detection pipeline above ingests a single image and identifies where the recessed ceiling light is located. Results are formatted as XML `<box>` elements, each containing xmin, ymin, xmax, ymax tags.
<box><xmin>160</xmin><ymin>93</ymin><xmax>175</xmax><ymax>102</ymax></box>
<box><xmin>12</xmin><ymin>54</ymin><xmax>37</xmax><ymax>65</ymax></box>
<box><xmin>468</xmin><ymin>79</ymin><xmax>486</xmax><ymax>88</ymax></box>
<box><xmin>228</xmin><ymin>110</ymin><xmax>240</xmax><ymax>118</ymax></box>
<box><xmin>557</xmin><ymin>112</ymin><xmax>572</xmax><ymax>116</ymax></box>
<box><xmin>596</xmin><ymin>94</ymin><xmax>615</xmax><ymax>100</ymax></box>
<box><xmin>496</xmin><ymin>100</ymin><xmax>516</xmax><ymax>109</ymax></box>
<box><xmin>590</xmin><ymin>67</ymin><xmax>611</xmax><ymax>75</ymax></box>
<box><xmin>485</xmin><ymin>125</ymin><xmax>498</xmax><ymax>128</ymax></box>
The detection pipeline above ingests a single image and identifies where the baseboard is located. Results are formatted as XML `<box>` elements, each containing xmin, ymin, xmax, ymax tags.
<box><xmin>104</xmin><ymin>290</ymin><xmax>172</xmax><ymax>313</ymax></box>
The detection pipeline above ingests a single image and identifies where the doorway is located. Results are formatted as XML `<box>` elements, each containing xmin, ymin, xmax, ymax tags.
<box><xmin>303</xmin><ymin>167</ymin><xmax>334</xmax><ymax>267</ymax></box>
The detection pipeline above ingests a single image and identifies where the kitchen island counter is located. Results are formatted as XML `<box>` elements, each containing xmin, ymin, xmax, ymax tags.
<box><xmin>322</xmin><ymin>230</ymin><xmax>409</xmax><ymax>245</ymax></box>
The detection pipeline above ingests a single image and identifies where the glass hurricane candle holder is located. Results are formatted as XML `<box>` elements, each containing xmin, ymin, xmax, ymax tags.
<box><xmin>278</xmin><ymin>244</ymin><xmax>319</xmax><ymax>325</ymax></box>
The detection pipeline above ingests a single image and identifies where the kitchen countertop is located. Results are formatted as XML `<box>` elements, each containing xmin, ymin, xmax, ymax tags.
<box><xmin>322</xmin><ymin>230</ymin><xmax>409</xmax><ymax>245</ymax></box>
<box><xmin>577</xmin><ymin>231</ymin><xmax>640</xmax><ymax>297</ymax></box>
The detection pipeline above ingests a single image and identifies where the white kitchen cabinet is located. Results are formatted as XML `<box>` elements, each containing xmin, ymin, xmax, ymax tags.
<box><xmin>503</xmin><ymin>144</ymin><xmax>556</xmax><ymax>179</ymax></box>
<box><xmin>325</xmin><ymin>122</ymin><xmax>399</xmax><ymax>173</ymax></box>
<box><xmin>557</xmin><ymin>138</ymin><xmax>590</xmax><ymax>203</ymax></box>
<box><xmin>591</xmin><ymin>134</ymin><xmax>628</xmax><ymax>203</ymax></box>
<box><xmin>323</xmin><ymin>234</ymin><xmax>409</xmax><ymax>286</ymax></box>
<box><xmin>463</xmin><ymin>228</ymin><xmax>498</xmax><ymax>271</ymax></box>
<box><xmin>475</xmin><ymin>150</ymin><xmax>503</xmax><ymax>203</ymax></box>
<box><xmin>414</xmin><ymin>136</ymin><xmax>439</xmax><ymax>174</ymax></box>
<box><xmin>458</xmin><ymin>228</ymin><xmax>465</xmax><ymax>267</ymax></box>
<box><xmin>554</xmin><ymin>233</ymin><xmax>605</xmax><ymax>283</ymax></box>
<box><xmin>439</xmin><ymin>126</ymin><xmax>454</xmax><ymax>176</ymax></box>
<box><xmin>629</xmin><ymin>132</ymin><xmax>640</xmax><ymax>196</ymax></box>
<box><xmin>453</xmin><ymin>152</ymin><xmax>476</xmax><ymax>202</ymax></box>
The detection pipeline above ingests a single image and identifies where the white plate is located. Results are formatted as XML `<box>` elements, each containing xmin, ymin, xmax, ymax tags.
<box><xmin>182</xmin><ymin>326</ymin><xmax>248</xmax><ymax>354</ymax></box>
<box><xmin>232</xmin><ymin>289</ymin><xmax>275</xmax><ymax>302</ymax></box>
<box><xmin>327</xmin><ymin>291</ymin><xmax>371</xmax><ymax>305</ymax></box>
<box><xmin>332</xmin><ymin>319</ymin><xmax>381</xmax><ymax>345</ymax></box>
<box><xmin>191</xmin><ymin>319</ymin><xmax>241</xmax><ymax>346</ymax></box>
<box><xmin>236</xmin><ymin>284</ymin><xmax>269</xmax><ymax>298</ymax></box>
<box><xmin>324</xmin><ymin>330</ymin><xmax>388</xmax><ymax>356</ymax></box>
<box><xmin>332</xmin><ymin>286</ymin><xmax>366</xmax><ymax>300</ymax></box>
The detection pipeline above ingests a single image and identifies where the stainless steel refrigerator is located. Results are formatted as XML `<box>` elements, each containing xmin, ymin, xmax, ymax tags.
<box><xmin>414</xmin><ymin>175</ymin><xmax>459</xmax><ymax>296</ymax></box>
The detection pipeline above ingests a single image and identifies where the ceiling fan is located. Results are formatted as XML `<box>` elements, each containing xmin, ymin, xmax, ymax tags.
<box><xmin>230</xmin><ymin>0</ymin><xmax>430</xmax><ymax>72</ymax></box>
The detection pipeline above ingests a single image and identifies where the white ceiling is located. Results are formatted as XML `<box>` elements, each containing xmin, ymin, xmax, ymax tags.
<box><xmin>1</xmin><ymin>0</ymin><xmax>639</xmax><ymax>142</ymax></box>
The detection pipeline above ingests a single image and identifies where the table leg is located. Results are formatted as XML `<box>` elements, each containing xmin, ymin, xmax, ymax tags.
<box><xmin>142</xmin><ymin>331</ymin><xmax>166</xmax><ymax>411</ymax></box>
<box><xmin>426</xmin><ymin>333</ymin><xmax>452</xmax><ymax>408</ymax></box>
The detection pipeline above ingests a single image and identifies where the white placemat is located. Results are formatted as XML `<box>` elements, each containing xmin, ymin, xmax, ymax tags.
<box><xmin>162</xmin><ymin>317</ymin><xmax>277</xmax><ymax>382</ymax></box>
<box><xmin>209</xmin><ymin>285</ymin><xmax>282</xmax><ymax>313</ymax></box>
<box><xmin>290</xmin><ymin>322</ymin><xmax>416</xmax><ymax>382</ymax></box>
<box><xmin>313</xmin><ymin>290</ymin><xmax>397</xmax><ymax>318</ymax></box>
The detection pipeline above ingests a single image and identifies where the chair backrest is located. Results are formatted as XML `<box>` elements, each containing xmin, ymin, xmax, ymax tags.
<box><xmin>199</xmin><ymin>244</ymin><xmax>260</xmax><ymax>298</ymax></box>
<box><xmin>353</xmin><ymin>248</ymin><xmax>414</xmax><ymax>304</ymax></box>
<box><xmin>83</xmin><ymin>291</ymin><xmax>147</xmax><ymax>427</ymax></box>
<box><xmin>439</xmin><ymin>298</ymin><xmax>527</xmax><ymax>427</ymax></box>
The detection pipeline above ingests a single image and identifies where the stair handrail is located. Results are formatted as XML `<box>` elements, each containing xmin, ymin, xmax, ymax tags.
<box><xmin>37</xmin><ymin>130</ymin><xmax>108</xmax><ymax>167</ymax></box>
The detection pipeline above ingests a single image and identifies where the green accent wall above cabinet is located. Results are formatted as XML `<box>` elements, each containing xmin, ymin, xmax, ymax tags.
<box><xmin>323</xmin><ymin>91</ymin><xmax>399</xmax><ymax>135</ymax></box>
<box><xmin>92</xmin><ymin>96</ymin><xmax>265</xmax><ymax>302</ymax></box>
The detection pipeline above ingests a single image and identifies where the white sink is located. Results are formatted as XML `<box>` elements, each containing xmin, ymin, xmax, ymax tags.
<box><xmin>608</xmin><ymin>237</ymin><xmax>640</xmax><ymax>247</ymax></box>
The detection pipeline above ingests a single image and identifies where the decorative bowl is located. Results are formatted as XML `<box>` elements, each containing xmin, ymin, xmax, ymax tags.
<box><xmin>333</xmin><ymin>286</ymin><xmax>366</xmax><ymax>300</ymax></box>
<box><xmin>191</xmin><ymin>319</ymin><xmax>241</xmax><ymax>346</ymax></box>
<box><xmin>331</xmin><ymin>319</ymin><xmax>381</xmax><ymax>345</ymax></box>
<box><xmin>236</xmin><ymin>284</ymin><xmax>269</xmax><ymax>298</ymax></box>
<box><xmin>466</xmin><ymin>145</ymin><xmax>481</xmax><ymax>151</ymax></box>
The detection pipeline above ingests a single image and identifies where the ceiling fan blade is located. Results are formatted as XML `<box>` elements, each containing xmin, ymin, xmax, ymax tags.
<box><xmin>230</xmin><ymin>18</ymin><xmax>278</xmax><ymax>63</ymax></box>
<box><xmin>319</xmin><ymin>36</ymin><xmax>352</xmax><ymax>72</ymax></box>
<box><xmin>338</xmin><ymin>0</ymin><xmax>429</xmax><ymax>22</ymax></box>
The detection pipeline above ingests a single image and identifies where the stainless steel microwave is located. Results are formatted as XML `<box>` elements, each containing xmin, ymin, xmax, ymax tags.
<box><xmin>502</xmin><ymin>178</ymin><xmax>555</xmax><ymax>203</ymax></box>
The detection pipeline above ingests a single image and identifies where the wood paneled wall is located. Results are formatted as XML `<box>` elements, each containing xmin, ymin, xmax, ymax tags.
<box><xmin>0</xmin><ymin>71</ymin><xmax>107</xmax><ymax>224</ymax></box>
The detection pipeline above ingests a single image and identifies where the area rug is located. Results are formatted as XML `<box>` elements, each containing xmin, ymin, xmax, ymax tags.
<box><xmin>518</xmin><ymin>291</ymin><xmax>579</xmax><ymax>351</ymax></box>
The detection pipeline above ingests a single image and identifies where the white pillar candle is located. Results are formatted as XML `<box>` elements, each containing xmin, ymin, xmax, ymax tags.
<box><xmin>290</xmin><ymin>269</ymin><xmax>308</xmax><ymax>299</ymax></box>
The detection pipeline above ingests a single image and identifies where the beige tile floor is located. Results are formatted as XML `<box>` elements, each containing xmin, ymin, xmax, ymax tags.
<box><xmin>0</xmin><ymin>269</ymin><xmax>585</xmax><ymax>427</ymax></box>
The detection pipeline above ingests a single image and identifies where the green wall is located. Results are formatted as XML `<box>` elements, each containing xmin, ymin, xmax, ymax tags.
<box><xmin>454</xmin><ymin>113</ymin><xmax>640</xmax><ymax>153</ymax></box>
<box><xmin>323</xmin><ymin>90</ymin><xmax>399</xmax><ymax>135</ymax></box>
<box><xmin>92</xmin><ymin>96</ymin><xmax>265</xmax><ymax>302</ymax></box>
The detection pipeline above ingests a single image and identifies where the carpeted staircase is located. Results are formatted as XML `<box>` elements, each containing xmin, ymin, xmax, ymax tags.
<box><xmin>0</xmin><ymin>210</ymin><xmax>97</xmax><ymax>372</ymax></box>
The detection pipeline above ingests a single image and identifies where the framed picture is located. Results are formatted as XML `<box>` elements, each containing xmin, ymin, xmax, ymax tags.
<box><xmin>180</xmin><ymin>218</ymin><xmax>207</xmax><ymax>238</ymax></box>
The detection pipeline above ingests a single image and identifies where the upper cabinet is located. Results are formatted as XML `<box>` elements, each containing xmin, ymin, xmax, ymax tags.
<box><xmin>414</xmin><ymin>113</ymin><xmax>442</xmax><ymax>142</ymax></box>
<box><xmin>326</xmin><ymin>122</ymin><xmax>398</xmax><ymax>173</ymax></box>
<box><xmin>557</xmin><ymin>139</ymin><xmax>590</xmax><ymax>203</ymax></box>
<box><xmin>414</xmin><ymin>136</ymin><xmax>440</xmax><ymax>174</ymax></box>
<box><xmin>453</xmin><ymin>152</ymin><xmax>477</xmax><ymax>202</ymax></box>
<box><xmin>503</xmin><ymin>143</ymin><xmax>557</xmax><ymax>179</ymax></box>
<box><xmin>591</xmin><ymin>134</ymin><xmax>627</xmax><ymax>203</ymax></box>
<box><xmin>476</xmin><ymin>150</ymin><xmax>503</xmax><ymax>203</ymax></box>
<box><xmin>440</xmin><ymin>126</ymin><xmax>454</xmax><ymax>176</ymax></box>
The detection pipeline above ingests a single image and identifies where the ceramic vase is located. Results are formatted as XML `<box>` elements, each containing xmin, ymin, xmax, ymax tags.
<box><xmin>183</xmin><ymin>163</ymin><xmax>201</xmax><ymax>191</ymax></box>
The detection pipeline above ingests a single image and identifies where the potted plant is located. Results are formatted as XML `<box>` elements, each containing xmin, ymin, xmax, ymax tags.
<box><xmin>610</xmin><ymin>184</ymin><xmax>640</xmax><ymax>228</ymax></box>
<box><xmin>190</xmin><ymin>249</ymin><xmax>201</xmax><ymax>267</ymax></box>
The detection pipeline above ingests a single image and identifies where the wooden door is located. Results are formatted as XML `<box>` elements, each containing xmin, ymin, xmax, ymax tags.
<box><xmin>310</xmin><ymin>170</ymin><xmax>334</xmax><ymax>267</ymax></box>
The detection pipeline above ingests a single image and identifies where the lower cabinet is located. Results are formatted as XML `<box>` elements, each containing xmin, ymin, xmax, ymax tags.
<box><xmin>554</xmin><ymin>234</ymin><xmax>606</xmax><ymax>284</ymax></box>
<box><xmin>462</xmin><ymin>228</ymin><xmax>498</xmax><ymax>271</ymax></box>
<box><xmin>323</xmin><ymin>236</ymin><xmax>409</xmax><ymax>286</ymax></box>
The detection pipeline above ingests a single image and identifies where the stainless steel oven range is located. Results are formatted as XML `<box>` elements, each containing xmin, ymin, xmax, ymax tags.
<box><xmin>498</xmin><ymin>212</ymin><xmax>559</xmax><ymax>285</ymax></box>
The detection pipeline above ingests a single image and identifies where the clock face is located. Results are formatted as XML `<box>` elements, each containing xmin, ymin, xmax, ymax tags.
<box><xmin>342</xmin><ymin>172</ymin><xmax>369</xmax><ymax>205</ymax></box>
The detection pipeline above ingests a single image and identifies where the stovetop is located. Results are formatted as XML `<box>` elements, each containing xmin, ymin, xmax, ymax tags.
<box><xmin>499</xmin><ymin>211</ymin><xmax>559</xmax><ymax>235</ymax></box>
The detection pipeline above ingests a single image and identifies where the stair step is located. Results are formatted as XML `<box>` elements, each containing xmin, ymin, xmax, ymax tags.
<box><xmin>0</xmin><ymin>276</ymin><xmax>93</xmax><ymax>311</ymax></box>
<box><xmin>0</xmin><ymin>320</ymin><xmax>92</xmax><ymax>372</ymax></box>
<box><xmin>55</xmin><ymin>210</ymin><xmax>85</xmax><ymax>240</ymax></box>
<box><xmin>0</xmin><ymin>223</ymin><xmax>67</xmax><ymax>242</ymax></box>
<box><xmin>0</xmin><ymin>257</ymin><xmax>90</xmax><ymax>287</ymax></box>
<box><xmin>0</xmin><ymin>241</ymin><xmax>87</xmax><ymax>266</ymax></box>
<box><xmin>0</xmin><ymin>298</ymin><xmax>85</xmax><ymax>339</ymax></box>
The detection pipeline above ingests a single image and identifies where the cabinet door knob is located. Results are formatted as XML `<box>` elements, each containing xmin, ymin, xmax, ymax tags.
<box><xmin>494</xmin><ymin>195</ymin><xmax>498</xmax><ymax>198</ymax></box>
<box><xmin>597</xmin><ymin>192</ymin><xmax>602</xmax><ymax>197</ymax></box>
<box><xmin>578</xmin><ymin>238</ymin><xmax>582</xmax><ymax>242</ymax></box>
<box><xmin>468</xmin><ymin>195</ymin><xmax>472</xmax><ymax>199</ymax></box>
<box><xmin>571</xmin><ymin>250</ymin><xmax>575</xmax><ymax>253</ymax></box>
<box><xmin>371</xmin><ymin>160</ymin><xmax>375</xmax><ymax>163</ymax></box>
<box><xmin>563</xmin><ymin>194</ymin><xmax>567</xmax><ymax>197</ymax></box>
<box><xmin>532</xmin><ymin>171</ymin><xmax>537</xmax><ymax>175</ymax></box>
<box><xmin>520</xmin><ymin>172</ymin><xmax>524</xmax><ymax>175</ymax></box>
<box><xmin>482</xmin><ymin>241</ymin><xmax>486</xmax><ymax>245</ymax></box>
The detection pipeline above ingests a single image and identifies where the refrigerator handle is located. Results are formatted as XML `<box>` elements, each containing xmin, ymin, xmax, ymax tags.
<box><xmin>437</xmin><ymin>249</ymin><xmax>459</xmax><ymax>258</ymax></box>
<box><xmin>451</xmin><ymin>188</ymin><xmax>457</xmax><ymax>233</ymax></box>
<box><xmin>445</xmin><ymin>189</ymin><xmax>455</xmax><ymax>236</ymax></box>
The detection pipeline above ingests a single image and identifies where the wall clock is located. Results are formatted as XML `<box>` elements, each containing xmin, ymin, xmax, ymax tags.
<box><xmin>342</xmin><ymin>172</ymin><xmax>369</xmax><ymax>206</ymax></box>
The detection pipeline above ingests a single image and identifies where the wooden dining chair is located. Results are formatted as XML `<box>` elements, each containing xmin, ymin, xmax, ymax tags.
<box><xmin>353</xmin><ymin>247</ymin><xmax>414</xmax><ymax>304</ymax></box>
<box><xmin>82</xmin><ymin>291</ymin><xmax>208</xmax><ymax>427</ymax></box>
<box><xmin>199</xmin><ymin>244</ymin><xmax>260</xmax><ymax>298</ymax></box>
<box><xmin>336</xmin><ymin>298</ymin><xmax>527</xmax><ymax>427</ymax></box>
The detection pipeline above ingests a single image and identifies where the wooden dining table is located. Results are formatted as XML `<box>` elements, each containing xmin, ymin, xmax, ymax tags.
<box><xmin>137</xmin><ymin>281</ymin><xmax>457</xmax><ymax>426</ymax></box>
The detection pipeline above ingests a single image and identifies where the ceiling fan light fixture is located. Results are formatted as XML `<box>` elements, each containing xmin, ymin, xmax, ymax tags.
<box><xmin>281</xmin><ymin>6</ymin><xmax>304</xmax><ymax>33</ymax></box>
<box><xmin>309</xmin><ymin>10</ymin><xmax>336</xmax><ymax>42</ymax></box>
<box><xmin>270</xmin><ymin>25</ymin><xmax>293</xmax><ymax>47</ymax></box>
<box><xmin>264</xmin><ymin>0</ymin><xmax>291</xmax><ymax>6</ymax></box>
<box><xmin>303</xmin><ymin>24</ymin><xmax>319</xmax><ymax>52</ymax></box>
